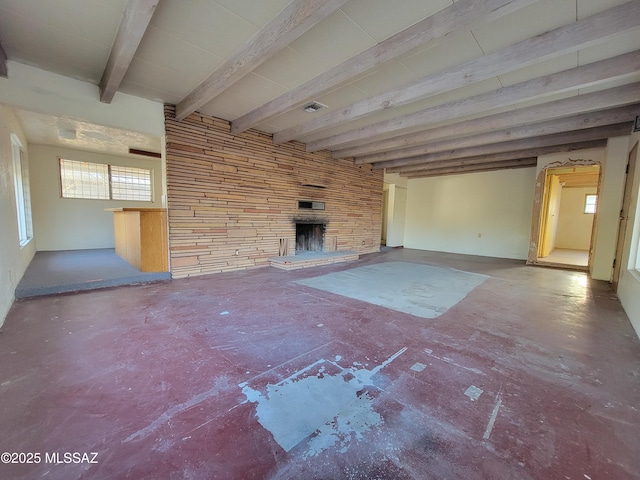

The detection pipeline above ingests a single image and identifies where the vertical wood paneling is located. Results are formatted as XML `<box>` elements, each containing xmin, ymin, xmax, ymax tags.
<box><xmin>164</xmin><ymin>105</ymin><xmax>383</xmax><ymax>278</ymax></box>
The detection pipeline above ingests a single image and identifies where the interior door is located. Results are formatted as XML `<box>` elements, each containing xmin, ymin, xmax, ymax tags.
<box><xmin>613</xmin><ymin>143</ymin><xmax>638</xmax><ymax>290</ymax></box>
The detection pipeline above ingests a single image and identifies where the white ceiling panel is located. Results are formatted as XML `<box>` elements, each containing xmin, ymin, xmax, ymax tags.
<box><xmin>131</xmin><ymin>26</ymin><xmax>222</xmax><ymax>84</ymax></box>
<box><xmin>577</xmin><ymin>0</ymin><xmax>630</xmax><ymax>18</ymax></box>
<box><xmin>198</xmin><ymin>94</ymin><xmax>261</xmax><ymax>123</ymax></box>
<box><xmin>400</xmin><ymin>30</ymin><xmax>484</xmax><ymax>78</ymax></box>
<box><xmin>213</xmin><ymin>0</ymin><xmax>292</xmax><ymax>28</ymax></box>
<box><xmin>120</xmin><ymin>59</ymin><xmax>205</xmax><ymax>102</ymax></box>
<box><xmin>287</xmin><ymin>10</ymin><xmax>377</xmax><ymax>70</ymax></box>
<box><xmin>0</xmin><ymin>0</ymin><xmax>123</xmax><ymax>47</ymax></box>
<box><xmin>340</xmin><ymin>0</ymin><xmax>452</xmax><ymax>42</ymax></box>
<box><xmin>349</xmin><ymin>61</ymin><xmax>419</xmax><ymax>96</ymax></box>
<box><xmin>313</xmin><ymin>84</ymin><xmax>372</xmax><ymax>113</ymax></box>
<box><xmin>471</xmin><ymin>0</ymin><xmax>576</xmax><ymax>54</ymax></box>
<box><xmin>251</xmin><ymin>47</ymin><xmax>329</xmax><ymax>90</ymax></box>
<box><xmin>149</xmin><ymin>0</ymin><xmax>259</xmax><ymax>59</ymax></box>
<box><xmin>0</xmin><ymin>8</ymin><xmax>110</xmax><ymax>83</ymax></box>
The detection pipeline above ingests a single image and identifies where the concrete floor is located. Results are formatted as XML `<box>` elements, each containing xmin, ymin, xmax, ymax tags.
<box><xmin>1</xmin><ymin>248</ymin><xmax>639</xmax><ymax>479</ymax></box>
<box><xmin>537</xmin><ymin>248</ymin><xmax>589</xmax><ymax>269</ymax></box>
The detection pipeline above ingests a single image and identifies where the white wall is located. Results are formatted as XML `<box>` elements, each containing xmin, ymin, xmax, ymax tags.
<box><xmin>555</xmin><ymin>187</ymin><xmax>597</xmax><ymax>250</ymax></box>
<box><xmin>404</xmin><ymin>168</ymin><xmax>536</xmax><ymax>260</ymax></box>
<box><xmin>29</xmin><ymin>145</ymin><xmax>163</xmax><ymax>251</ymax></box>
<box><xmin>383</xmin><ymin>173</ymin><xmax>409</xmax><ymax>247</ymax></box>
<box><xmin>616</xmin><ymin>132</ymin><xmax>640</xmax><ymax>338</ymax></box>
<box><xmin>0</xmin><ymin>105</ymin><xmax>36</xmax><ymax>326</ymax></box>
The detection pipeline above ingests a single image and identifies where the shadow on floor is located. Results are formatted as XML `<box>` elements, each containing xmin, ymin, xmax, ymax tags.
<box><xmin>15</xmin><ymin>249</ymin><xmax>171</xmax><ymax>298</ymax></box>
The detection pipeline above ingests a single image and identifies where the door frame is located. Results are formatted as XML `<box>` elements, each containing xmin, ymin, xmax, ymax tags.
<box><xmin>528</xmin><ymin>159</ymin><xmax>602</xmax><ymax>269</ymax></box>
<box><xmin>613</xmin><ymin>142</ymin><xmax>639</xmax><ymax>290</ymax></box>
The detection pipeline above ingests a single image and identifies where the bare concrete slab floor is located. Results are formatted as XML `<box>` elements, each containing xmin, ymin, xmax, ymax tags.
<box><xmin>0</xmin><ymin>249</ymin><xmax>639</xmax><ymax>479</ymax></box>
<box><xmin>537</xmin><ymin>248</ymin><xmax>589</xmax><ymax>268</ymax></box>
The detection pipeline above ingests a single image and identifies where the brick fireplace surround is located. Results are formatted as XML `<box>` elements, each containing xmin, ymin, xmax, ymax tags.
<box><xmin>164</xmin><ymin>105</ymin><xmax>383</xmax><ymax>278</ymax></box>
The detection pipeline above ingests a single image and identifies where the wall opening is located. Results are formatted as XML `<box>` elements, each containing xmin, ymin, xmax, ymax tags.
<box><xmin>529</xmin><ymin>162</ymin><xmax>600</xmax><ymax>271</ymax></box>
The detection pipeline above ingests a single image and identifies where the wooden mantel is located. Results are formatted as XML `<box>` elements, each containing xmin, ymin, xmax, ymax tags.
<box><xmin>105</xmin><ymin>208</ymin><xmax>168</xmax><ymax>272</ymax></box>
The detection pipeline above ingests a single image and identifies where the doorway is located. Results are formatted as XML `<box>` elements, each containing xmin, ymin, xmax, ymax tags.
<box><xmin>529</xmin><ymin>163</ymin><xmax>601</xmax><ymax>271</ymax></box>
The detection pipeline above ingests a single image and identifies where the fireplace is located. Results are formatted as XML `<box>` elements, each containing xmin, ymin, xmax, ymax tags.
<box><xmin>296</xmin><ymin>223</ymin><xmax>325</xmax><ymax>252</ymax></box>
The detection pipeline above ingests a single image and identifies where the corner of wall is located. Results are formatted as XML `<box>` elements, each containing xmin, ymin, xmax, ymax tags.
<box><xmin>0</xmin><ymin>104</ymin><xmax>36</xmax><ymax>327</ymax></box>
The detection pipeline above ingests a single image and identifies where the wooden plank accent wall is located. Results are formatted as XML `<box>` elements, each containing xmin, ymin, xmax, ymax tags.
<box><xmin>164</xmin><ymin>105</ymin><xmax>383</xmax><ymax>278</ymax></box>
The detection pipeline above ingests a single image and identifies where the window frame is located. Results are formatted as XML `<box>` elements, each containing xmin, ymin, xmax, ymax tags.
<box><xmin>59</xmin><ymin>158</ymin><xmax>153</xmax><ymax>202</ymax></box>
<box><xmin>584</xmin><ymin>194</ymin><xmax>597</xmax><ymax>214</ymax></box>
<box><xmin>11</xmin><ymin>134</ymin><xmax>33</xmax><ymax>247</ymax></box>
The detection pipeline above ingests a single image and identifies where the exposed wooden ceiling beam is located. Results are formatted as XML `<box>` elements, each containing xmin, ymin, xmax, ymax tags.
<box><xmin>555</xmin><ymin>172</ymin><xmax>600</xmax><ymax>188</ymax></box>
<box><xmin>389</xmin><ymin>140</ymin><xmax>608</xmax><ymax>175</ymax></box>
<box><xmin>230</xmin><ymin>0</ymin><xmax>537</xmax><ymax>134</ymax></box>
<box><xmin>276</xmin><ymin>1</ymin><xmax>639</xmax><ymax>146</ymax></box>
<box><xmin>99</xmin><ymin>0</ymin><xmax>159</xmax><ymax>104</ymax></box>
<box><xmin>345</xmin><ymin>83</ymin><xmax>640</xmax><ymax>162</ymax></box>
<box><xmin>374</xmin><ymin>123</ymin><xmax>631</xmax><ymax>170</ymax></box>
<box><xmin>355</xmin><ymin>104</ymin><xmax>640</xmax><ymax>164</ymax></box>
<box><xmin>302</xmin><ymin>50</ymin><xmax>640</xmax><ymax>151</ymax></box>
<box><xmin>390</xmin><ymin>154</ymin><xmax>539</xmax><ymax>173</ymax></box>
<box><xmin>0</xmin><ymin>40</ymin><xmax>7</xmax><ymax>78</ymax></box>
<box><xmin>402</xmin><ymin>158</ymin><xmax>539</xmax><ymax>178</ymax></box>
<box><xmin>175</xmin><ymin>0</ymin><xmax>348</xmax><ymax>121</ymax></box>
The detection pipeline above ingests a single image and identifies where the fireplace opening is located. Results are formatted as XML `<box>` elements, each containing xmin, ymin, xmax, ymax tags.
<box><xmin>296</xmin><ymin>223</ymin><xmax>325</xmax><ymax>252</ymax></box>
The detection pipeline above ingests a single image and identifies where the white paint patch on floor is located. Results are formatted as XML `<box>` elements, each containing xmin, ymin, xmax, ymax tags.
<box><xmin>295</xmin><ymin>262</ymin><xmax>489</xmax><ymax>319</ymax></box>
<box><xmin>464</xmin><ymin>385</ymin><xmax>483</xmax><ymax>401</ymax></box>
<box><xmin>240</xmin><ymin>347</ymin><xmax>407</xmax><ymax>456</ymax></box>
<box><xmin>483</xmin><ymin>393</ymin><xmax>503</xmax><ymax>440</ymax></box>
<box><xmin>410</xmin><ymin>362</ymin><xmax>427</xmax><ymax>372</ymax></box>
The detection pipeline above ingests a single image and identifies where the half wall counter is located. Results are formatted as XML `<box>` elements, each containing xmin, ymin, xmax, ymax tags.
<box><xmin>105</xmin><ymin>208</ymin><xmax>169</xmax><ymax>272</ymax></box>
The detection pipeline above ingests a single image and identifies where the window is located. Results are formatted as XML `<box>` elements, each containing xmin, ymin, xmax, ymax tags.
<box><xmin>59</xmin><ymin>159</ymin><xmax>152</xmax><ymax>202</ymax></box>
<box><xmin>584</xmin><ymin>194</ymin><xmax>597</xmax><ymax>214</ymax></box>
<box><xmin>11</xmin><ymin>134</ymin><xmax>33</xmax><ymax>246</ymax></box>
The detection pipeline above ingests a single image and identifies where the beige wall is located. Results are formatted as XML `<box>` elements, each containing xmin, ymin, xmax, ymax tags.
<box><xmin>29</xmin><ymin>145</ymin><xmax>164</xmax><ymax>251</ymax></box>
<box><xmin>555</xmin><ymin>187</ymin><xmax>597</xmax><ymax>250</ymax></box>
<box><xmin>165</xmin><ymin>107</ymin><xmax>383</xmax><ymax>278</ymax></box>
<box><xmin>404</xmin><ymin>168</ymin><xmax>536</xmax><ymax>260</ymax></box>
<box><xmin>0</xmin><ymin>105</ymin><xmax>36</xmax><ymax>326</ymax></box>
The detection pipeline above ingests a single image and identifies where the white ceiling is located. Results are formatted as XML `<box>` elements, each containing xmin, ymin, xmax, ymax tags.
<box><xmin>0</xmin><ymin>0</ymin><xmax>638</xmax><ymax>174</ymax></box>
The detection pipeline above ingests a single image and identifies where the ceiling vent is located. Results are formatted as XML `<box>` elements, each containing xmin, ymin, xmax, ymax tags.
<box><xmin>303</xmin><ymin>101</ymin><xmax>327</xmax><ymax>113</ymax></box>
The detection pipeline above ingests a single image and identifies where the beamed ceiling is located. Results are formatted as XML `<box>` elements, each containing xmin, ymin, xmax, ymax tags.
<box><xmin>0</xmin><ymin>0</ymin><xmax>639</xmax><ymax>178</ymax></box>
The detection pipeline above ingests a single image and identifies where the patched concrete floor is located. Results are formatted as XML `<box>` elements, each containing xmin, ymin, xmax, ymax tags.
<box><xmin>1</xmin><ymin>248</ymin><xmax>639</xmax><ymax>479</ymax></box>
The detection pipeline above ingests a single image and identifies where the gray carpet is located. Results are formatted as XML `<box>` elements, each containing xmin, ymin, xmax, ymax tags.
<box><xmin>15</xmin><ymin>249</ymin><xmax>170</xmax><ymax>298</ymax></box>
<box><xmin>295</xmin><ymin>261</ymin><xmax>488</xmax><ymax>319</ymax></box>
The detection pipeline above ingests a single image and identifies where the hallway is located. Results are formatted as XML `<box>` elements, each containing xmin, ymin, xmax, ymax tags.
<box><xmin>1</xmin><ymin>249</ymin><xmax>639</xmax><ymax>479</ymax></box>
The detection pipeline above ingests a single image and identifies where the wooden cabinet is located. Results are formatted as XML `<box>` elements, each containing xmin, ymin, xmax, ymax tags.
<box><xmin>106</xmin><ymin>208</ymin><xmax>168</xmax><ymax>272</ymax></box>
